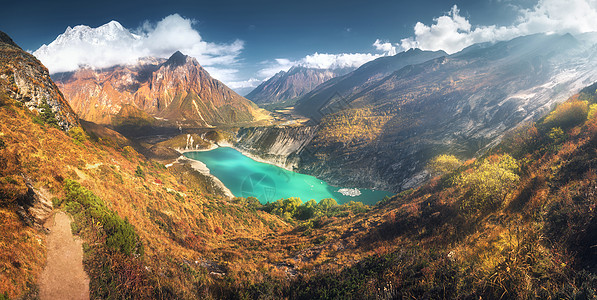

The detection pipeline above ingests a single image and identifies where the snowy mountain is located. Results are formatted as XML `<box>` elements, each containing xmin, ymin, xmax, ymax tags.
<box><xmin>33</xmin><ymin>21</ymin><xmax>143</xmax><ymax>73</ymax></box>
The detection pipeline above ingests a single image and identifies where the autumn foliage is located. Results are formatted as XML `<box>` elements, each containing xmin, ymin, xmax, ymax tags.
<box><xmin>456</xmin><ymin>154</ymin><xmax>520</xmax><ymax>212</ymax></box>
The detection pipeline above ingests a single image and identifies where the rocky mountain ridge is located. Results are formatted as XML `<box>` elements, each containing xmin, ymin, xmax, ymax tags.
<box><xmin>53</xmin><ymin>51</ymin><xmax>269</xmax><ymax>129</ymax></box>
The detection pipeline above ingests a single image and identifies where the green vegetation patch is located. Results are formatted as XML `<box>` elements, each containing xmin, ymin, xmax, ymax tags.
<box><xmin>58</xmin><ymin>179</ymin><xmax>148</xmax><ymax>298</ymax></box>
<box><xmin>61</xmin><ymin>179</ymin><xmax>143</xmax><ymax>256</ymax></box>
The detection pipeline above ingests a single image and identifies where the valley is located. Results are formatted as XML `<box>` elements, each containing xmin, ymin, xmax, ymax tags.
<box><xmin>3</xmin><ymin>3</ymin><xmax>597</xmax><ymax>298</ymax></box>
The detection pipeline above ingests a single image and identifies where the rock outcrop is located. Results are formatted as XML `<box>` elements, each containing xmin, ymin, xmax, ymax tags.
<box><xmin>235</xmin><ymin>126</ymin><xmax>318</xmax><ymax>170</ymax></box>
<box><xmin>0</xmin><ymin>31</ymin><xmax>79</xmax><ymax>131</ymax></box>
<box><xmin>16</xmin><ymin>178</ymin><xmax>53</xmax><ymax>230</ymax></box>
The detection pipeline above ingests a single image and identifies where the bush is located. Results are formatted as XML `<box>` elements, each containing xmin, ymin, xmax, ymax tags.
<box><xmin>343</xmin><ymin>201</ymin><xmax>369</xmax><ymax>214</ymax></box>
<box><xmin>498</xmin><ymin>123</ymin><xmax>540</xmax><ymax>158</ymax></box>
<box><xmin>548</xmin><ymin>127</ymin><xmax>565</xmax><ymax>143</ymax></box>
<box><xmin>318</xmin><ymin>198</ymin><xmax>338</xmax><ymax>213</ymax></box>
<box><xmin>427</xmin><ymin>154</ymin><xmax>461</xmax><ymax>176</ymax></box>
<box><xmin>542</xmin><ymin>100</ymin><xmax>589</xmax><ymax>130</ymax></box>
<box><xmin>135</xmin><ymin>166</ymin><xmax>145</xmax><ymax>179</ymax></box>
<box><xmin>456</xmin><ymin>154</ymin><xmax>520</xmax><ymax>212</ymax></box>
<box><xmin>38</xmin><ymin>98</ymin><xmax>59</xmax><ymax>128</ymax></box>
<box><xmin>62</xmin><ymin>179</ymin><xmax>143</xmax><ymax>256</ymax></box>
<box><xmin>68</xmin><ymin>126</ymin><xmax>87</xmax><ymax>144</ymax></box>
<box><xmin>264</xmin><ymin>197</ymin><xmax>303</xmax><ymax>219</ymax></box>
<box><xmin>295</xmin><ymin>204</ymin><xmax>315</xmax><ymax>220</ymax></box>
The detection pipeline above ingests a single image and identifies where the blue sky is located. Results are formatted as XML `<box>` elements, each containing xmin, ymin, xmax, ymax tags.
<box><xmin>2</xmin><ymin>0</ymin><xmax>596</xmax><ymax>94</ymax></box>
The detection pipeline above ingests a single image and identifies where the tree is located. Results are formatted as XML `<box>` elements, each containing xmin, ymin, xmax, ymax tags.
<box><xmin>135</xmin><ymin>166</ymin><xmax>145</xmax><ymax>179</ymax></box>
<box><xmin>428</xmin><ymin>154</ymin><xmax>462</xmax><ymax>176</ymax></box>
<box><xmin>293</xmin><ymin>199</ymin><xmax>318</xmax><ymax>220</ymax></box>
<box><xmin>268</xmin><ymin>197</ymin><xmax>303</xmax><ymax>219</ymax></box>
<box><xmin>542</xmin><ymin>100</ymin><xmax>588</xmax><ymax>130</ymax></box>
<box><xmin>456</xmin><ymin>154</ymin><xmax>520</xmax><ymax>212</ymax></box>
<box><xmin>318</xmin><ymin>198</ymin><xmax>338</xmax><ymax>214</ymax></box>
<box><xmin>39</xmin><ymin>98</ymin><xmax>59</xmax><ymax>128</ymax></box>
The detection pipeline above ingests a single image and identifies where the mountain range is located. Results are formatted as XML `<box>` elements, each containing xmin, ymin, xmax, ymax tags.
<box><xmin>245</xmin><ymin>66</ymin><xmax>351</xmax><ymax>104</ymax></box>
<box><xmin>237</xmin><ymin>33</ymin><xmax>597</xmax><ymax>193</ymax></box>
<box><xmin>294</xmin><ymin>48</ymin><xmax>448</xmax><ymax>120</ymax></box>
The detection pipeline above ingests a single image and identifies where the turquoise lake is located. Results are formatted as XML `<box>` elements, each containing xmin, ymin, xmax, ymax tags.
<box><xmin>183</xmin><ymin>147</ymin><xmax>393</xmax><ymax>205</ymax></box>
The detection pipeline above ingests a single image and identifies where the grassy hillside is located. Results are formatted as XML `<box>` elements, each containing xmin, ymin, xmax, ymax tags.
<box><xmin>0</xmin><ymin>89</ymin><xmax>292</xmax><ymax>299</ymax></box>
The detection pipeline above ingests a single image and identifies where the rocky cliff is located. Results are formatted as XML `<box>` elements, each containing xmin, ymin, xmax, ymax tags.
<box><xmin>0</xmin><ymin>31</ymin><xmax>78</xmax><ymax>131</ymax></box>
<box><xmin>235</xmin><ymin>126</ymin><xmax>318</xmax><ymax>170</ymax></box>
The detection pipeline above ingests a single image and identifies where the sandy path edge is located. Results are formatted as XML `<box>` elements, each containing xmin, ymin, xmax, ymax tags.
<box><xmin>39</xmin><ymin>212</ymin><xmax>90</xmax><ymax>300</ymax></box>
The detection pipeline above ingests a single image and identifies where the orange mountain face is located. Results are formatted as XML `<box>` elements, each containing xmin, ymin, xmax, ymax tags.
<box><xmin>54</xmin><ymin>51</ymin><xmax>268</xmax><ymax>128</ymax></box>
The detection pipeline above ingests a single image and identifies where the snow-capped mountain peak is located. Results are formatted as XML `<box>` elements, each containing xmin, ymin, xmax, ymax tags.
<box><xmin>33</xmin><ymin>20</ymin><xmax>143</xmax><ymax>73</ymax></box>
<box><xmin>48</xmin><ymin>20</ymin><xmax>140</xmax><ymax>47</ymax></box>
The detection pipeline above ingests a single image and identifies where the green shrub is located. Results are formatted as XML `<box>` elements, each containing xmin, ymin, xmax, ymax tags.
<box><xmin>62</xmin><ymin>179</ymin><xmax>143</xmax><ymax>256</ymax></box>
<box><xmin>342</xmin><ymin>201</ymin><xmax>369</xmax><ymax>214</ymax></box>
<box><xmin>548</xmin><ymin>127</ymin><xmax>565</xmax><ymax>143</ymax></box>
<box><xmin>135</xmin><ymin>166</ymin><xmax>145</xmax><ymax>179</ymax></box>
<box><xmin>264</xmin><ymin>197</ymin><xmax>303</xmax><ymax>219</ymax></box>
<box><xmin>38</xmin><ymin>98</ymin><xmax>59</xmax><ymax>128</ymax></box>
<box><xmin>68</xmin><ymin>126</ymin><xmax>87</xmax><ymax>144</ymax></box>
<box><xmin>318</xmin><ymin>198</ymin><xmax>338</xmax><ymax>213</ymax></box>
<box><xmin>428</xmin><ymin>154</ymin><xmax>461</xmax><ymax>176</ymax></box>
<box><xmin>295</xmin><ymin>204</ymin><xmax>315</xmax><ymax>220</ymax></box>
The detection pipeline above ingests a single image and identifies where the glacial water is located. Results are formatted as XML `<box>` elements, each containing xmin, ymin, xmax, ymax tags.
<box><xmin>183</xmin><ymin>147</ymin><xmax>393</xmax><ymax>205</ymax></box>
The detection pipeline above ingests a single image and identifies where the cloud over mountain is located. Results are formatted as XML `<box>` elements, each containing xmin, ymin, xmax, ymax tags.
<box><xmin>395</xmin><ymin>0</ymin><xmax>597</xmax><ymax>54</ymax></box>
<box><xmin>255</xmin><ymin>50</ymin><xmax>390</xmax><ymax>84</ymax></box>
<box><xmin>33</xmin><ymin>14</ymin><xmax>243</xmax><ymax>74</ymax></box>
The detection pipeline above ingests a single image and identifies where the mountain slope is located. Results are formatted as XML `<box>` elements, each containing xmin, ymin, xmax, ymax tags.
<box><xmin>290</xmin><ymin>33</ymin><xmax>597</xmax><ymax>192</ymax></box>
<box><xmin>0</xmin><ymin>32</ymin><xmax>78</xmax><ymax>131</ymax></box>
<box><xmin>246</xmin><ymin>66</ymin><xmax>349</xmax><ymax>104</ymax></box>
<box><xmin>294</xmin><ymin>48</ymin><xmax>447</xmax><ymax>120</ymax></box>
<box><xmin>53</xmin><ymin>51</ymin><xmax>269</xmax><ymax>128</ymax></box>
<box><xmin>0</xmin><ymin>32</ymin><xmax>288</xmax><ymax>299</ymax></box>
<box><xmin>276</xmin><ymin>84</ymin><xmax>597</xmax><ymax>299</ymax></box>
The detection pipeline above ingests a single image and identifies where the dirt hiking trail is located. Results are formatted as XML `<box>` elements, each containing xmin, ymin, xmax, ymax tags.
<box><xmin>39</xmin><ymin>212</ymin><xmax>90</xmax><ymax>300</ymax></box>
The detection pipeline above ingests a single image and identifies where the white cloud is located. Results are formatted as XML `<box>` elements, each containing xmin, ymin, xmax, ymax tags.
<box><xmin>256</xmin><ymin>58</ymin><xmax>296</xmax><ymax>79</ymax></box>
<box><xmin>226</xmin><ymin>78</ymin><xmax>262</xmax><ymax>90</ymax></box>
<box><xmin>373</xmin><ymin>39</ymin><xmax>397</xmax><ymax>56</ymax></box>
<box><xmin>33</xmin><ymin>14</ymin><xmax>243</xmax><ymax>73</ymax></box>
<box><xmin>255</xmin><ymin>51</ymin><xmax>387</xmax><ymax>82</ymax></box>
<box><xmin>202</xmin><ymin>67</ymin><xmax>240</xmax><ymax>85</ymax></box>
<box><xmin>299</xmin><ymin>52</ymin><xmax>382</xmax><ymax>69</ymax></box>
<box><xmin>396</xmin><ymin>0</ymin><xmax>597</xmax><ymax>54</ymax></box>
